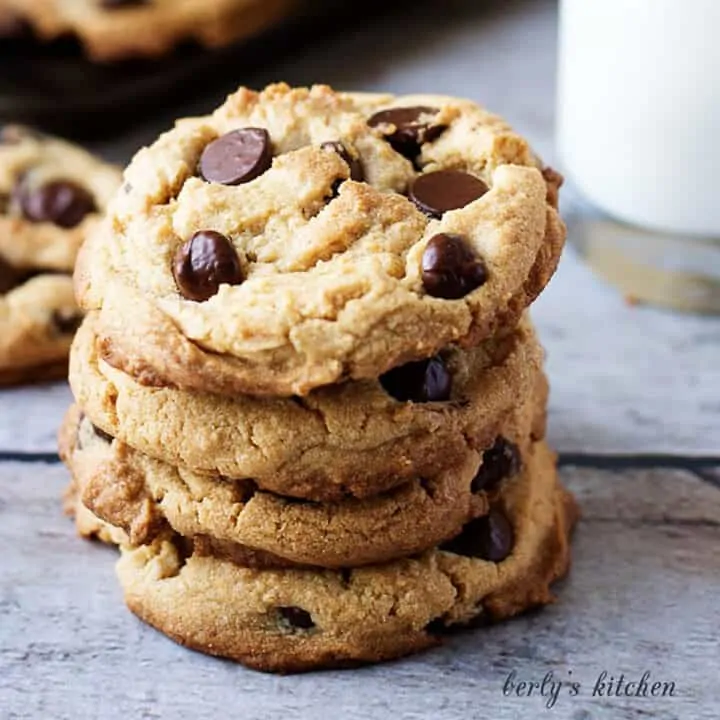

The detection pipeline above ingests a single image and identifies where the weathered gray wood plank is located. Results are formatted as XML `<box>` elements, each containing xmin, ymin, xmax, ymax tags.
<box><xmin>1</xmin><ymin>461</ymin><xmax>718</xmax><ymax>720</ymax></box>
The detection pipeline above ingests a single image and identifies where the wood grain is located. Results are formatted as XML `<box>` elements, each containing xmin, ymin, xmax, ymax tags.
<box><xmin>1</xmin><ymin>460</ymin><xmax>718</xmax><ymax>720</ymax></box>
<box><xmin>0</xmin><ymin>2</ymin><xmax>718</xmax><ymax>717</ymax></box>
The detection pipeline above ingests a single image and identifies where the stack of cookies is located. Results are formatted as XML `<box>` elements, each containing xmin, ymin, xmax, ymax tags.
<box><xmin>0</xmin><ymin>126</ymin><xmax>120</xmax><ymax>385</ymax></box>
<box><xmin>60</xmin><ymin>83</ymin><xmax>578</xmax><ymax>672</ymax></box>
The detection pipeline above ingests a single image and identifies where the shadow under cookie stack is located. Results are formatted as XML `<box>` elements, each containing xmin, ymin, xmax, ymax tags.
<box><xmin>60</xmin><ymin>83</ymin><xmax>578</xmax><ymax>673</ymax></box>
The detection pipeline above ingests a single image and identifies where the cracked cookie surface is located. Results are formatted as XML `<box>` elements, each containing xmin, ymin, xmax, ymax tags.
<box><xmin>112</xmin><ymin>440</ymin><xmax>577</xmax><ymax>672</ymax></box>
<box><xmin>61</xmin><ymin>371</ymin><xmax>545</xmax><ymax>567</ymax></box>
<box><xmin>0</xmin><ymin>126</ymin><xmax>121</xmax><ymax>381</ymax></box>
<box><xmin>70</xmin><ymin>313</ymin><xmax>544</xmax><ymax>500</ymax></box>
<box><xmin>76</xmin><ymin>83</ymin><xmax>565</xmax><ymax>397</ymax></box>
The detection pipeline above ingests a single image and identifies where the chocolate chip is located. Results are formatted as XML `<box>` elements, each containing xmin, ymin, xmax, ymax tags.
<box><xmin>16</xmin><ymin>180</ymin><xmax>96</xmax><ymax>229</ymax></box>
<box><xmin>91</xmin><ymin>424</ymin><xmax>114</xmax><ymax>444</ymax></box>
<box><xmin>173</xmin><ymin>230</ymin><xmax>244</xmax><ymax>302</ymax></box>
<box><xmin>51</xmin><ymin>309</ymin><xmax>83</xmax><ymax>335</ymax></box>
<box><xmin>410</xmin><ymin>170</ymin><xmax>488</xmax><ymax>218</ymax></box>
<box><xmin>421</xmin><ymin>233</ymin><xmax>487</xmax><ymax>299</ymax></box>
<box><xmin>367</xmin><ymin>106</ymin><xmax>446</xmax><ymax>159</ymax></box>
<box><xmin>379</xmin><ymin>355</ymin><xmax>451</xmax><ymax>402</ymax></box>
<box><xmin>277</xmin><ymin>606</ymin><xmax>315</xmax><ymax>630</ymax></box>
<box><xmin>441</xmin><ymin>509</ymin><xmax>514</xmax><ymax>562</ymax></box>
<box><xmin>320</xmin><ymin>141</ymin><xmax>364</xmax><ymax>182</ymax></box>
<box><xmin>471</xmin><ymin>438</ymin><xmax>521</xmax><ymax>493</ymax></box>
<box><xmin>199</xmin><ymin>128</ymin><xmax>272</xmax><ymax>185</ymax></box>
<box><xmin>0</xmin><ymin>126</ymin><xmax>41</xmax><ymax>145</ymax></box>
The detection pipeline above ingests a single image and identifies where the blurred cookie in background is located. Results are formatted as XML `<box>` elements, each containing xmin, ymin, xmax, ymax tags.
<box><xmin>0</xmin><ymin>125</ymin><xmax>121</xmax><ymax>385</ymax></box>
<box><xmin>0</xmin><ymin>0</ymin><xmax>299</xmax><ymax>61</ymax></box>
<box><xmin>0</xmin><ymin>0</ymin><xmax>354</xmax><ymax>138</ymax></box>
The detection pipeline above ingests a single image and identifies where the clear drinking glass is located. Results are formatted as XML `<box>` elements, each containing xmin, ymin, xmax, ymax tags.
<box><xmin>556</xmin><ymin>0</ymin><xmax>720</xmax><ymax>313</ymax></box>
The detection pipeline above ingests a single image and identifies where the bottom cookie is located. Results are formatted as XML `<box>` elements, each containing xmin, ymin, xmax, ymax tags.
<box><xmin>113</xmin><ymin>441</ymin><xmax>577</xmax><ymax>672</ymax></box>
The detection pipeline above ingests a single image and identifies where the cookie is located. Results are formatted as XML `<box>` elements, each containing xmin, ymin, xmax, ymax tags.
<box><xmin>75</xmin><ymin>83</ymin><xmax>565</xmax><ymax>397</ymax></box>
<box><xmin>0</xmin><ymin>125</ymin><xmax>121</xmax><ymax>381</ymax></box>
<box><xmin>113</xmin><ymin>441</ymin><xmax>577</xmax><ymax>672</ymax></box>
<box><xmin>0</xmin><ymin>0</ymin><xmax>297</xmax><ymax>61</ymax></box>
<box><xmin>61</xmin><ymin>368</ymin><xmax>544</xmax><ymax>567</ymax></box>
<box><xmin>70</xmin><ymin>312</ymin><xmax>545</xmax><ymax>500</ymax></box>
<box><xmin>0</xmin><ymin>5</ymin><xmax>26</xmax><ymax>37</ymax></box>
<box><xmin>0</xmin><ymin>125</ymin><xmax>120</xmax><ymax>269</ymax></box>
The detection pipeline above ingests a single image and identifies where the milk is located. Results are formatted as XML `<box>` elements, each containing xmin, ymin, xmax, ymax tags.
<box><xmin>557</xmin><ymin>0</ymin><xmax>720</xmax><ymax>238</ymax></box>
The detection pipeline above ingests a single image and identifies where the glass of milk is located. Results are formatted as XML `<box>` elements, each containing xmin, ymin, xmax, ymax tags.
<box><xmin>557</xmin><ymin>0</ymin><xmax>720</xmax><ymax>312</ymax></box>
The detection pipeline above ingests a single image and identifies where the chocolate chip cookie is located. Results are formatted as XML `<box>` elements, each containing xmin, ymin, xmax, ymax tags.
<box><xmin>0</xmin><ymin>0</ymin><xmax>297</xmax><ymax>61</ymax></box>
<box><xmin>61</xmin><ymin>366</ymin><xmax>545</xmax><ymax>567</ymax></box>
<box><xmin>0</xmin><ymin>126</ymin><xmax>121</xmax><ymax>383</ymax></box>
<box><xmin>61</xmin><ymin>411</ymin><xmax>128</xmax><ymax>546</ymax></box>
<box><xmin>75</xmin><ymin>83</ymin><xmax>565</xmax><ymax>397</ymax></box>
<box><xmin>70</xmin><ymin>313</ymin><xmax>545</xmax><ymax>500</ymax></box>
<box><xmin>111</xmin><ymin>441</ymin><xmax>577</xmax><ymax>672</ymax></box>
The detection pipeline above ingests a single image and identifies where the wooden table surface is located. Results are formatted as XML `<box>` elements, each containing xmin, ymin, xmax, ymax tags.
<box><xmin>1</xmin><ymin>1</ymin><xmax>719</xmax><ymax>718</ymax></box>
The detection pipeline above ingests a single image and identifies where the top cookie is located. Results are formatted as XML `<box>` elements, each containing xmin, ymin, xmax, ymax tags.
<box><xmin>0</xmin><ymin>0</ymin><xmax>297</xmax><ymax>61</ymax></box>
<box><xmin>77</xmin><ymin>83</ymin><xmax>565</xmax><ymax>397</ymax></box>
